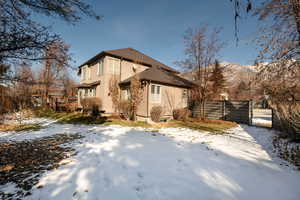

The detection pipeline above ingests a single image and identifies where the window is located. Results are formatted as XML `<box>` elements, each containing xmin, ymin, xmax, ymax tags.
<box><xmin>122</xmin><ymin>89</ymin><xmax>130</xmax><ymax>100</ymax></box>
<box><xmin>97</xmin><ymin>60</ymin><xmax>103</xmax><ymax>76</ymax></box>
<box><xmin>151</xmin><ymin>84</ymin><xmax>161</xmax><ymax>103</ymax></box>
<box><xmin>84</xmin><ymin>89</ymin><xmax>88</xmax><ymax>97</ymax></box>
<box><xmin>81</xmin><ymin>67</ymin><xmax>86</xmax><ymax>81</ymax></box>
<box><xmin>109</xmin><ymin>58</ymin><xmax>120</xmax><ymax>75</ymax></box>
<box><xmin>88</xmin><ymin>67</ymin><xmax>91</xmax><ymax>80</ymax></box>
<box><xmin>182</xmin><ymin>89</ymin><xmax>188</xmax><ymax>103</ymax></box>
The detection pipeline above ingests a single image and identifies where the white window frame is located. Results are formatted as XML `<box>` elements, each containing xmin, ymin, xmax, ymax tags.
<box><xmin>123</xmin><ymin>89</ymin><xmax>130</xmax><ymax>100</ymax></box>
<box><xmin>97</xmin><ymin>59</ymin><xmax>103</xmax><ymax>76</ymax></box>
<box><xmin>81</xmin><ymin>67</ymin><xmax>86</xmax><ymax>81</ymax></box>
<box><xmin>151</xmin><ymin>84</ymin><xmax>161</xmax><ymax>103</ymax></box>
<box><xmin>182</xmin><ymin>89</ymin><xmax>188</xmax><ymax>104</ymax></box>
<box><xmin>109</xmin><ymin>58</ymin><xmax>120</xmax><ymax>75</ymax></box>
<box><xmin>88</xmin><ymin>67</ymin><xmax>91</xmax><ymax>80</ymax></box>
<box><xmin>93</xmin><ymin>88</ymin><xmax>96</xmax><ymax>97</ymax></box>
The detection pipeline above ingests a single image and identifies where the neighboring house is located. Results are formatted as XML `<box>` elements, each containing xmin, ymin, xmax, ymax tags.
<box><xmin>77</xmin><ymin>48</ymin><xmax>196</xmax><ymax>121</ymax></box>
<box><xmin>32</xmin><ymin>83</ymin><xmax>78</xmax><ymax>110</ymax></box>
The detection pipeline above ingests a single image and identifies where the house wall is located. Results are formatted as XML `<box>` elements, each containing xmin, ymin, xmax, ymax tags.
<box><xmin>148</xmin><ymin>83</ymin><xmax>188</xmax><ymax>118</ymax></box>
<box><xmin>78</xmin><ymin>55</ymin><xmax>188</xmax><ymax>118</ymax></box>
<box><xmin>79</xmin><ymin>56</ymin><xmax>150</xmax><ymax>114</ymax></box>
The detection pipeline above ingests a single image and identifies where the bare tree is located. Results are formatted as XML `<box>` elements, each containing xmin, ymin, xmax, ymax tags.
<box><xmin>231</xmin><ymin>0</ymin><xmax>300</xmax><ymax>138</ymax></box>
<box><xmin>38</xmin><ymin>41</ymin><xmax>71</xmax><ymax>105</ymax></box>
<box><xmin>177</xmin><ymin>25</ymin><xmax>224</xmax><ymax>118</ymax></box>
<box><xmin>129</xmin><ymin>74</ymin><xmax>144</xmax><ymax>121</ymax></box>
<box><xmin>109</xmin><ymin>76</ymin><xmax>121</xmax><ymax>113</ymax></box>
<box><xmin>14</xmin><ymin>62</ymin><xmax>35</xmax><ymax>109</ymax></box>
<box><xmin>0</xmin><ymin>0</ymin><xmax>100</xmax><ymax>65</ymax></box>
<box><xmin>61</xmin><ymin>72</ymin><xmax>76</xmax><ymax>100</ymax></box>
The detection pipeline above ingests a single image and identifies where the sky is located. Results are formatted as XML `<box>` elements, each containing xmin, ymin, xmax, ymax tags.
<box><xmin>41</xmin><ymin>0</ymin><xmax>264</xmax><ymax>74</ymax></box>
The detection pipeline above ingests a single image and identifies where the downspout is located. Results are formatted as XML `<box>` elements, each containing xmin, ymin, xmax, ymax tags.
<box><xmin>119</xmin><ymin>59</ymin><xmax>123</xmax><ymax>112</ymax></box>
<box><xmin>147</xmin><ymin>81</ymin><xmax>149</xmax><ymax>118</ymax></box>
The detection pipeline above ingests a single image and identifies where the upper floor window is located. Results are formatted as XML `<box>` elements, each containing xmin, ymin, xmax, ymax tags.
<box><xmin>151</xmin><ymin>84</ymin><xmax>161</xmax><ymax>103</ymax></box>
<box><xmin>81</xmin><ymin>66</ymin><xmax>91</xmax><ymax>81</ymax></box>
<box><xmin>87</xmin><ymin>67</ymin><xmax>91</xmax><ymax>80</ymax></box>
<box><xmin>81</xmin><ymin>67</ymin><xmax>86</xmax><ymax>81</ymax></box>
<box><xmin>109</xmin><ymin>58</ymin><xmax>120</xmax><ymax>75</ymax></box>
<box><xmin>97</xmin><ymin>59</ymin><xmax>104</xmax><ymax>76</ymax></box>
<box><xmin>182</xmin><ymin>89</ymin><xmax>188</xmax><ymax>103</ymax></box>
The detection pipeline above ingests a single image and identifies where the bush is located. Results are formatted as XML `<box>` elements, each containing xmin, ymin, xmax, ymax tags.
<box><xmin>119</xmin><ymin>100</ymin><xmax>132</xmax><ymax>120</ymax></box>
<box><xmin>81</xmin><ymin>98</ymin><xmax>102</xmax><ymax>117</ymax></box>
<box><xmin>173</xmin><ymin>108</ymin><xmax>191</xmax><ymax>121</ymax></box>
<box><xmin>65</xmin><ymin>102</ymin><xmax>78</xmax><ymax>112</ymax></box>
<box><xmin>150</xmin><ymin>106</ymin><xmax>163</xmax><ymax>122</ymax></box>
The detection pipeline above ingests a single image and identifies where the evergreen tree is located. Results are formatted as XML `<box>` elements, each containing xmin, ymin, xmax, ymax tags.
<box><xmin>209</xmin><ymin>60</ymin><xmax>226</xmax><ymax>99</ymax></box>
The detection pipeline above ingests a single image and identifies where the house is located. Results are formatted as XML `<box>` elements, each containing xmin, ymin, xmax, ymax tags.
<box><xmin>32</xmin><ymin>81</ymin><xmax>78</xmax><ymax>110</ymax></box>
<box><xmin>77</xmin><ymin>48</ymin><xmax>196</xmax><ymax>121</ymax></box>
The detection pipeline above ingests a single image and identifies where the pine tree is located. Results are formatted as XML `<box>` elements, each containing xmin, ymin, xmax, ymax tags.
<box><xmin>209</xmin><ymin>60</ymin><xmax>226</xmax><ymax>100</ymax></box>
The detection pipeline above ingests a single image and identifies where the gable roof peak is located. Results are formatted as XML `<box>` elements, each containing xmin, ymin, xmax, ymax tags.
<box><xmin>79</xmin><ymin>48</ymin><xmax>178</xmax><ymax>73</ymax></box>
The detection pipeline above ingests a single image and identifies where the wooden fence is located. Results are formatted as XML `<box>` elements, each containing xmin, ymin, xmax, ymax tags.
<box><xmin>272</xmin><ymin>110</ymin><xmax>282</xmax><ymax>131</ymax></box>
<box><xmin>192</xmin><ymin>100</ymin><xmax>251</xmax><ymax>124</ymax></box>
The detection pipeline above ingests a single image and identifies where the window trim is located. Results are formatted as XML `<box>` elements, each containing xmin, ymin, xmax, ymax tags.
<box><xmin>109</xmin><ymin>58</ymin><xmax>120</xmax><ymax>75</ymax></box>
<box><xmin>151</xmin><ymin>84</ymin><xmax>161</xmax><ymax>103</ymax></box>
<box><xmin>182</xmin><ymin>89</ymin><xmax>188</xmax><ymax>104</ymax></box>
<box><xmin>97</xmin><ymin>59</ymin><xmax>103</xmax><ymax>76</ymax></box>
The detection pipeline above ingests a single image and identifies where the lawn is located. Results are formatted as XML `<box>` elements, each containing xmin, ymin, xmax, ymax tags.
<box><xmin>31</xmin><ymin>108</ymin><xmax>237</xmax><ymax>133</ymax></box>
<box><xmin>0</xmin><ymin>120</ymin><xmax>299</xmax><ymax>200</ymax></box>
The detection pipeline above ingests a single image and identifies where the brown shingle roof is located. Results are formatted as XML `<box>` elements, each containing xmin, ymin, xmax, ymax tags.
<box><xmin>78</xmin><ymin>48</ymin><xmax>178</xmax><ymax>73</ymax></box>
<box><xmin>119</xmin><ymin>67</ymin><xmax>196</xmax><ymax>88</ymax></box>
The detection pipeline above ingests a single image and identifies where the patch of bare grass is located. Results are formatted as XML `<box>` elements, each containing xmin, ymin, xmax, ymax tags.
<box><xmin>0</xmin><ymin>133</ymin><xmax>82</xmax><ymax>199</ymax></box>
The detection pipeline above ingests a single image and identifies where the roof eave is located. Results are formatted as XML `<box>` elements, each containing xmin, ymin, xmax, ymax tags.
<box><xmin>78</xmin><ymin>50</ymin><xmax>179</xmax><ymax>74</ymax></box>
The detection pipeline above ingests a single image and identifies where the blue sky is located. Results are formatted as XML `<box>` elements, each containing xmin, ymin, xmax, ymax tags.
<box><xmin>44</xmin><ymin>0</ymin><xmax>263</xmax><ymax>72</ymax></box>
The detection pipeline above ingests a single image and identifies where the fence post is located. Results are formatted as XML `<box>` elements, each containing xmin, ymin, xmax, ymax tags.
<box><xmin>271</xmin><ymin>109</ymin><xmax>274</xmax><ymax>129</ymax></box>
<box><xmin>222</xmin><ymin>100</ymin><xmax>226</xmax><ymax>120</ymax></box>
<box><xmin>249</xmin><ymin>100</ymin><xmax>253</xmax><ymax>125</ymax></box>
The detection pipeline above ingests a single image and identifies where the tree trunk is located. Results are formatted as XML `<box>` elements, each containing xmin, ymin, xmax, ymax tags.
<box><xmin>291</xmin><ymin>0</ymin><xmax>300</xmax><ymax>43</ymax></box>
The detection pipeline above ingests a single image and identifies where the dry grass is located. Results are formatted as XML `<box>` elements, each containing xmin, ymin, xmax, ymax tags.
<box><xmin>0</xmin><ymin>124</ymin><xmax>42</xmax><ymax>132</ymax></box>
<box><xmin>162</xmin><ymin>118</ymin><xmax>238</xmax><ymax>134</ymax></box>
<box><xmin>32</xmin><ymin>108</ymin><xmax>237</xmax><ymax>133</ymax></box>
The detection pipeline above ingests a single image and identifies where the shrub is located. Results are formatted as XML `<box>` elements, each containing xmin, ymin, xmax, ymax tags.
<box><xmin>81</xmin><ymin>98</ymin><xmax>102</xmax><ymax>117</ymax></box>
<box><xmin>150</xmin><ymin>106</ymin><xmax>163</xmax><ymax>122</ymax></box>
<box><xmin>119</xmin><ymin>100</ymin><xmax>132</xmax><ymax>120</ymax></box>
<box><xmin>65</xmin><ymin>102</ymin><xmax>78</xmax><ymax>112</ymax></box>
<box><xmin>173</xmin><ymin>108</ymin><xmax>191</xmax><ymax>121</ymax></box>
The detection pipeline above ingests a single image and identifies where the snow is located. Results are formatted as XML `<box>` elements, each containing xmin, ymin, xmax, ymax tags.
<box><xmin>1</xmin><ymin>121</ymin><xmax>300</xmax><ymax>200</ymax></box>
<box><xmin>252</xmin><ymin>117</ymin><xmax>272</xmax><ymax>126</ymax></box>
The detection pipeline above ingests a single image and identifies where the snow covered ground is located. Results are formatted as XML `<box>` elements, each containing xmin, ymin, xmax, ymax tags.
<box><xmin>252</xmin><ymin>117</ymin><xmax>272</xmax><ymax>126</ymax></box>
<box><xmin>1</xmin><ymin>119</ymin><xmax>300</xmax><ymax>200</ymax></box>
<box><xmin>252</xmin><ymin>109</ymin><xmax>272</xmax><ymax>127</ymax></box>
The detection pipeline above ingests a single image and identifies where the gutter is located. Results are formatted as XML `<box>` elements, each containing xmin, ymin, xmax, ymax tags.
<box><xmin>147</xmin><ymin>81</ymin><xmax>149</xmax><ymax>118</ymax></box>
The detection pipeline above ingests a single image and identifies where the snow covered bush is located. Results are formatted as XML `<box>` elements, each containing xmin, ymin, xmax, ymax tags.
<box><xmin>273</xmin><ymin>136</ymin><xmax>300</xmax><ymax>168</ymax></box>
<box><xmin>150</xmin><ymin>106</ymin><xmax>163</xmax><ymax>122</ymax></box>
<box><xmin>173</xmin><ymin>108</ymin><xmax>191</xmax><ymax>121</ymax></box>
<box><xmin>81</xmin><ymin>98</ymin><xmax>102</xmax><ymax>117</ymax></box>
<box><xmin>119</xmin><ymin>100</ymin><xmax>132</xmax><ymax>120</ymax></box>
<box><xmin>13</xmin><ymin>109</ymin><xmax>33</xmax><ymax>125</ymax></box>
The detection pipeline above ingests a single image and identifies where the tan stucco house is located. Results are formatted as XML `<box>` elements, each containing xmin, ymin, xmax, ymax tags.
<box><xmin>77</xmin><ymin>48</ymin><xmax>195</xmax><ymax>121</ymax></box>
